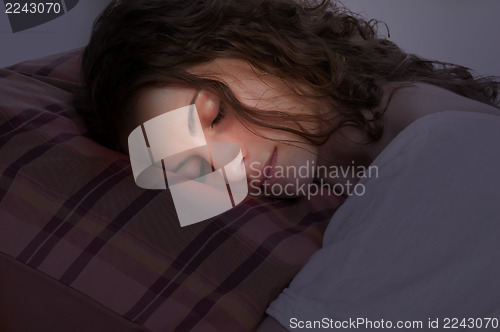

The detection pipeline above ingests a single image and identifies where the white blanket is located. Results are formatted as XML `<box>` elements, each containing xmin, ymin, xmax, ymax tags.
<box><xmin>267</xmin><ymin>111</ymin><xmax>500</xmax><ymax>331</ymax></box>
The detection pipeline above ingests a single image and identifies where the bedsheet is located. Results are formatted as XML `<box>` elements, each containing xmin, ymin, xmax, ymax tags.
<box><xmin>267</xmin><ymin>111</ymin><xmax>500</xmax><ymax>331</ymax></box>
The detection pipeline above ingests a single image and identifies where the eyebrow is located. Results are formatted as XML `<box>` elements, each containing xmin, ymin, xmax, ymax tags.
<box><xmin>188</xmin><ymin>90</ymin><xmax>201</xmax><ymax>136</ymax></box>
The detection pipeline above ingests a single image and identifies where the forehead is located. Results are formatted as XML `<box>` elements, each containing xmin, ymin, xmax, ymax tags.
<box><xmin>133</xmin><ymin>58</ymin><xmax>291</xmax><ymax>119</ymax></box>
<box><xmin>132</xmin><ymin>58</ymin><xmax>318</xmax><ymax>126</ymax></box>
<box><xmin>190</xmin><ymin>58</ymin><xmax>293</xmax><ymax>107</ymax></box>
<box><xmin>190</xmin><ymin>58</ymin><xmax>267</xmax><ymax>83</ymax></box>
<box><xmin>132</xmin><ymin>86</ymin><xmax>197</xmax><ymax>125</ymax></box>
<box><xmin>122</xmin><ymin>58</ymin><xmax>323</xmax><ymax>150</ymax></box>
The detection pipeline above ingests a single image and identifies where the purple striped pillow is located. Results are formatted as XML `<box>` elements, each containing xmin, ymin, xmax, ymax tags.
<box><xmin>0</xmin><ymin>50</ymin><xmax>342</xmax><ymax>331</ymax></box>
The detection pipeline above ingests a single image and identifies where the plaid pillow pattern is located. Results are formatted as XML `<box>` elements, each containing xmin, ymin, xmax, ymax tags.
<box><xmin>0</xmin><ymin>49</ymin><xmax>342</xmax><ymax>331</ymax></box>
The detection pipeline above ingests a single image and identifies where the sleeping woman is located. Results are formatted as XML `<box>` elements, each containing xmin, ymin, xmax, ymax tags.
<box><xmin>75</xmin><ymin>0</ymin><xmax>500</xmax><ymax>330</ymax></box>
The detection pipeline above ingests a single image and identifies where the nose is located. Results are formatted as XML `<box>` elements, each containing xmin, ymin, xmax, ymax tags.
<box><xmin>163</xmin><ymin>90</ymin><xmax>247</xmax><ymax>183</ymax></box>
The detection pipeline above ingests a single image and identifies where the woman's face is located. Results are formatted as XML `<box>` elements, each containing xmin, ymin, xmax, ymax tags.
<box><xmin>123</xmin><ymin>59</ymin><xmax>326</xmax><ymax>197</ymax></box>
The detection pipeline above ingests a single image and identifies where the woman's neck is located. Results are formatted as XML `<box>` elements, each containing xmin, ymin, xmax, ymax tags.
<box><xmin>317</xmin><ymin>82</ymin><xmax>500</xmax><ymax>189</ymax></box>
<box><xmin>375</xmin><ymin>82</ymin><xmax>499</xmax><ymax>156</ymax></box>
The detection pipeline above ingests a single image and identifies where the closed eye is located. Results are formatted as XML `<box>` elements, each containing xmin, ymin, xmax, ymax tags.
<box><xmin>211</xmin><ymin>101</ymin><xmax>226</xmax><ymax>128</ymax></box>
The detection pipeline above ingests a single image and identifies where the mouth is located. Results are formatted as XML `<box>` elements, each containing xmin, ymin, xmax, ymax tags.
<box><xmin>259</xmin><ymin>147</ymin><xmax>278</xmax><ymax>189</ymax></box>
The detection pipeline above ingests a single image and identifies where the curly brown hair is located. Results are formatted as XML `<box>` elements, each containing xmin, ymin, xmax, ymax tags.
<box><xmin>74</xmin><ymin>0</ymin><xmax>500</xmax><ymax>151</ymax></box>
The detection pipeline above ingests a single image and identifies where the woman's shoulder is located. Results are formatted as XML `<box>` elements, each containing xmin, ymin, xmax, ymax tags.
<box><xmin>375</xmin><ymin>82</ymin><xmax>499</xmax><ymax>147</ymax></box>
<box><xmin>384</xmin><ymin>82</ymin><xmax>500</xmax><ymax>122</ymax></box>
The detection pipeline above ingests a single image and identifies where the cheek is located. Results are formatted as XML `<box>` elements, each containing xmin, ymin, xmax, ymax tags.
<box><xmin>284</xmin><ymin>148</ymin><xmax>318</xmax><ymax>176</ymax></box>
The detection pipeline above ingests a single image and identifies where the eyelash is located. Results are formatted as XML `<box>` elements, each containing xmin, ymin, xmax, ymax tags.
<box><xmin>211</xmin><ymin>102</ymin><xmax>226</xmax><ymax>128</ymax></box>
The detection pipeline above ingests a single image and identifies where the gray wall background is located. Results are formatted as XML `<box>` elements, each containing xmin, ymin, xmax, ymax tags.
<box><xmin>0</xmin><ymin>0</ymin><xmax>109</xmax><ymax>67</ymax></box>
<box><xmin>342</xmin><ymin>0</ymin><xmax>500</xmax><ymax>76</ymax></box>
<box><xmin>1</xmin><ymin>1</ymin><xmax>499</xmax><ymax>76</ymax></box>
